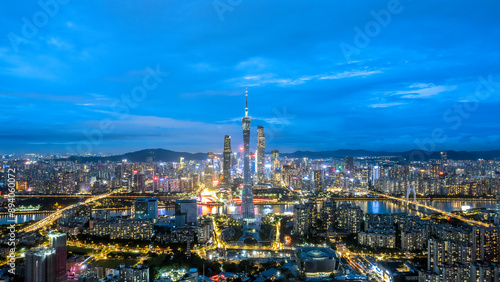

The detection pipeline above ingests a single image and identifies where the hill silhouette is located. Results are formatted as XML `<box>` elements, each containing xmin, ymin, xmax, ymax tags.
<box><xmin>60</xmin><ymin>148</ymin><xmax>500</xmax><ymax>163</ymax></box>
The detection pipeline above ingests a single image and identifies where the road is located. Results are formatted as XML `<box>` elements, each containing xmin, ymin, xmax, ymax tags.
<box><xmin>20</xmin><ymin>189</ymin><xmax>123</xmax><ymax>233</ymax></box>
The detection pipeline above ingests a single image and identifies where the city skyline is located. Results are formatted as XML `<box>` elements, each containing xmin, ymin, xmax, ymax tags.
<box><xmin>2</xmin><ymin>1</ymin><xmax>500</xmax><ymax>154</ymax></box>
<box><xmin>3</xmin><ymin>2</ymin><xmax>500</xmax><ymax>281</ymax></box>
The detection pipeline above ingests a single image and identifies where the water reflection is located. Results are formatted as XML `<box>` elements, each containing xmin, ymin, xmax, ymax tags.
<box><xmin>1</xmin><ymin>200</ymin><xmax>496</xmax><ymax>225</ymax></box>
<box><xmin>0</xmin><ymin>213</ymin><xmax>47</xmax><ymax>225</ymax></box>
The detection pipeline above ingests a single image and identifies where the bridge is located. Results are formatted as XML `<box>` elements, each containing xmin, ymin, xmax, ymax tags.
<box><xmin>20</xmin><ymin>188</ymin><xmax>123</xmax><ymax>233</ymax></box>
<box><xmin>373</xmin><ymin>191</ymin><xmax>492</xmax><ymax>227</ymax></box>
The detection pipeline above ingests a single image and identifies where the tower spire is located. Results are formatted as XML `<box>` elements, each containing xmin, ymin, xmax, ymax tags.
<box><xmin>245</xmin><ymin>87</ymin><xmax>248</xmax><ymax>117</ymax></box>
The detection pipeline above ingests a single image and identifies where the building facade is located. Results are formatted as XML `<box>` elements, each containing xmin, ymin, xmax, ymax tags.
<box><xmin>134</xmin><ymin>198</ymin><xmax>158</xmax><ymax>220</ymax></box>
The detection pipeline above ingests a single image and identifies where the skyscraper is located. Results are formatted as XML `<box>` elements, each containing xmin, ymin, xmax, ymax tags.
<box><xmin>49</xmin><ymin>232</ymin><xmax>67</xmax><ymax>282</ymax></box>
<box><xmin>256</xmin><ymin>125</ymin><xmax>266</xmax><ymax>182</ymax></box>
<box><xmin>313</xmin><ymin>170</ymin><xmax>325</xmax><ymax>192</ymax></box>
<box><xmin>208</xmin><ymin>152</ymin><xmax>214</xmax><ymax>175</ymax></box>
<box><xmin>271</xmin><ymin>150</ymin><xmax>279</xmax><ymax>170</ymax></box>
<box><xmin>344</xmin><ymin>156</ymin><xmax>354</xmax><ymax>171</ymax></box>
<box><xmin>241</xmin><ymin>88</ymin><xmax>255</xmax><ymax>219</ymax></box>
<box><xmin>223</xmin><ymin>135</ymin><xmax>232</xmax><ymax>185</ymax></box>
<box><xmin>371</xmin><ymin>165</ymin><xmax>380</xmax><ymax>185</ymax></box>
<box><xmin>133</xmin><ymin>173</ymin><xmax>145</xmax><ymax>193</ymax></box>
<box><xmin>440</xmin><ymin>151</ymin><xmax>448</xmax><ymax>169</ymax></box>
<box><xmin>205</xmin><ymin>152</ymin><xmax>215</xmax><ymax>187</ymax></box>
<box><xmin>271</xmin><ymin>150</ymin><xmax>281</xmax><ymax>184</ymax></box>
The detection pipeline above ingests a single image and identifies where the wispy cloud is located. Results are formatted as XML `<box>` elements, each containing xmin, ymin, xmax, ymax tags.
<box><xmin>47</xmin><ymin>38</ymin><xmax>72</xmax><ymax>50</ymax></box>
<box><xmin>389</xmin><ymin>83</ymin><xmax>457</xmax><ymax>99</ymax></box>
<box><xmin>231</xmin><ymin>69</ymin><xmax>382</xmax><ymax>87</ymax></box>
<box><xmin>236</xmin><ymin>57</ymin><xmax>270</xmax><ymax>70</ymax></box>
<box><xmin>370</xmin><ymin>102</ymin><xmax>404</xmax><ymax>108</ymax></box>
<box><xmin>253</xmin><ymin>116</ymin><xmax>293</xmax><ymax>125</ymax></box>
<box><xmin>318</xmin><ymin>70</ymin><xmax>382</xmax><ymax>80</ymax></box>
<box><xmin>86</xmin><ymin>113</ymin><xmax>235</xmax><ymax>131</ymax></box>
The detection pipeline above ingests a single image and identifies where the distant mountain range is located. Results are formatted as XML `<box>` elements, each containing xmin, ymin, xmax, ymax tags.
<box><xmin>60</xmin><ymin>148</ymin><xmax>500</xmax><ymax>163</ymax></box>
<box><xmin>280</xmin><ymin>149</ymin><xmax>500</xmax><ymax>161</ymax></box>
<box><xmin>62</xmin><ymin>149</ymin><xmax>206</xmax><ymax>163</ymax></box>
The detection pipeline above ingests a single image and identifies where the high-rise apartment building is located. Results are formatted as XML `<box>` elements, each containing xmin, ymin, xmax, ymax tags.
<box><xmin>401</xmin><ymin>229</ymin><xmax>426</xmax><ymax>251</ymax></box>
<box><xmin>371</xmin><ymin>165</ymin><xmax>380</xmax><ymax>185</ymax></box>
<box><xmin>293</xmin><ymin>199</ymin><xmax>318</xmax><ymax>236</ymax></box>
<box><xmin>428</xmin><ymin>238</ymin><xmax>474</xmax><ymax>273</ymax></box>
<box><xmin>473</xmin><ymin>226</ymin><xmax>500</xmax><ymax>262</ymax></box>
<box><xmin>60</xmin><ymin>171</ymin><xmax>75</xmax><ymax>193</ymax></box>
<box><xmin>470</xmin><ymin>262</ymin><xmax>500</xmax><ymax>281</ymax></box>
<box><xmin>321</xmin><ymin>199</ymin><xmax>336</xmax><ymax>230</ymax></box>
<box><xmin>336</xmin><ymin>202</ymin><xmax>363</xmax><ymax>234</ymax></box>
<box><xmin>313</xmin><ymin>170</ymin><xmax>325</xmax><ymax>192</ymax></box>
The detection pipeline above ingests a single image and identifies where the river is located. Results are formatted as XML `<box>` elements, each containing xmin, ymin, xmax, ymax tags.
<box><xmin>1</xmin><ymin>199</ymin><xmax>496</xmax><ymax>225</ymax></box>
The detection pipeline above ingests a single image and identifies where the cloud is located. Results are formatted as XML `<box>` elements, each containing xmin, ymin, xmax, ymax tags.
<box><xmin>47</xmin><ymin>38</ymin><xmax>72</xmax><ymax>50</ymax></box>
<box><xmin>253</xmin><ymin>116</ymin><xmax>293</xmax><ymax>125</ymax></box>
<box><xmin>231</xmin><ymin>69</ymin><xmax>382</xmax><ymax>87</ymax></box>
<box><xmin>370</xmin><ymin>102</ymin><xmax>404</xmax><ymax>108</ymax></box>
<box><xmin>318</xmin><ymin>70</ymin><xmax>382</xmax><ymax>80</ymax></box>
<box><xmin>1</xmin><ymin>0</ymin><xmax>500</xmax><ymax>153</ymax></box>
<box><xmin>389</xmin><ymin>83</ymin><xmax>457</xmax><ymax>99</ymax></box>
<box><xmin>236</xmin><ymin>57</ymin><xmax>270</xmax><ymax>70</ymax></box>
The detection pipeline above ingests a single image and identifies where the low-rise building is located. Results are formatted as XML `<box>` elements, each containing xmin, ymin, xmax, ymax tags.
<box><xmin>295</xmin><ymin>247</ymin><xmax>339</xmax><ymax>278</ymax></box>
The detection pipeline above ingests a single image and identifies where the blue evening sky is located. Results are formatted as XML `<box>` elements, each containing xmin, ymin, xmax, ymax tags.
<box><xmin>1</xmin><ymin>0</ymin><xmax>500</xmax><ymax>154</ymax></box>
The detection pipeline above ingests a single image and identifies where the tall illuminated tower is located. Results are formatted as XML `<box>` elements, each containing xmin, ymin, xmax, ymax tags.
<box><xmin>241</xmin><ymin>88</ymin><xmax>255</xmax><ymax>219</ymax></box>
<box><xmin>223</xmin><ymin>135</ymin><xmax>232</xmax><ymax>185</ymax></box>
<box><xmin>256</xmin><ymin>125</ymin><xmax>266</xmax><ymax>182</ymax></box>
